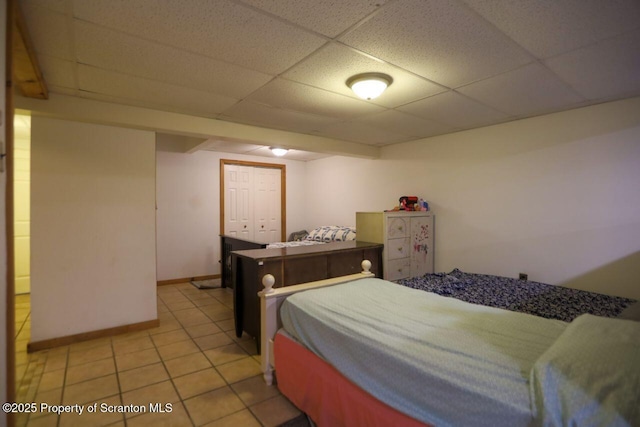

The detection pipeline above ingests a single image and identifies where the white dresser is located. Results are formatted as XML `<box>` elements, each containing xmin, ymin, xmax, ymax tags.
<box><xmin>356</xmin><ymin>211</ymin><xmax>434</xmax><ymax>281</ymax></box>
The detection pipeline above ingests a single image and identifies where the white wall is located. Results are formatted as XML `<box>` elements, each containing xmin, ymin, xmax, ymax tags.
<box><xmin>30</xmin><ymin>117</ymin><xmax>157</xmax><ymax>342</ymax></box>
<box><xmin>155</xmin><ymin>149</ymin><xmax>307</xmax><ymax>281</ymax></box>
<box><xmin>305</xmin><ymin>97</ymin><xmax>640</xmax><ymax>300</ymax></box>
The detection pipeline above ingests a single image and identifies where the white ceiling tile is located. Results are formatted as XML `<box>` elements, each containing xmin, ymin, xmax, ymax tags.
<box><xmin>22</xmin><ymin>3</ymin><xmax>74</xmax><ymax>60</ymax></box>
<box><xmin>45</xmin><ymin>84</ymin><xmax>79</xmax><ymax>97</ymax></box>
<box><xmin>283</xmin><ymin>42</ymin><xmax>446</xmax><ymax>108</ymax></box>
<box><xmin>315</xmin><ymin>121</ymin><xmax>415</xmax><ymax>145</ymax></box>
<box><xmin>220</xmin><ymin>100</ymin><xmax>339</xmax><ymax>134</ymax></box>
<box><xmin>356</xmin><ymin>110</ymin><xmax>457</xmax><ymax>139</ymax></box>
<box><xmin>545</xmin><ymin>29</ymin><xmax>640</xmax><ymax>101</ymax></box>
<box><xmin>17</xmin><ymin>0</ymin><xmax>640</xmax><ymax>159</ymax></box>
<box><xmin>463</xmin><ymin>0</ymin><xmax>640</xmax><ymax>59</ymax></box>
<box><xmin>74</xmin><ymin>0</ymin><xmax>326</xmax><ymax>75</ymax></box>
<box><xmin>22</xmin><ymin>0</ymin><xmax>70</xmax><ymax>14</ymax></box>
<box><xmin>36</xmin><ymin>55</ymin><xmax>77</xmax><ymax>89</ymax></box>
<box><xmin>340</xmin><ymin>0</ymin><xmax>533</xmax><ymax>87</ymax></box>
<box><xmin>74</xmin><ymin>21</ymin><xmax>272</xmax><ymax>100</ymax></box>
<box><xmin>398</xmin><ymin>91</ymin><xmax>511</xmax><ymax>129</ymax></box>
<box><xmin>245</xmin><ymin>79</ymin><xmax>386</xmax><ymax>118</ymax></box>
<box><xmin>78</xmin><ymin>65</ymin><xmax>238</xmax><ymax>117</ymax></box>
<box><xmin>458</xmin><ymin>63</ymin><xmax>585</xmax><ymax>117</ymax></box>
<box><xmin>203</xmin><ymin>139</ymin><xmax>265</xmax><ymax>153</ymax></box>
<box><xmin>202</xmin><ymin>140</ymin><xmax>330</xmax><ymax>161</ymax></box>
<box><xmin>277</xmin><ymin>150</ymin><xmax>331</xmax><ymax>161</ymax></box>
<box><xmin>238</xmin><ymin>0</ymin><xmax>389</xmax><ymax>38</ymax></box>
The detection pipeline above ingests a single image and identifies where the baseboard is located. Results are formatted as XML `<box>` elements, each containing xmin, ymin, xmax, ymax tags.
<box><xmin>27</xmin><ymin>318</ymin><xmax>160</xmax><ymax>353</ymax></box>
<box><xmin>157</xmin><ymin>274</ymin><xmax>220</xmax><ymax>286</ymax></box>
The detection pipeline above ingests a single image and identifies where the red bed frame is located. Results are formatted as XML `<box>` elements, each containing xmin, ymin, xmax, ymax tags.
<box><xmin>274</xmin><ymin>332</ymin><xmax>430</xmax><ymax>427</ymax></box>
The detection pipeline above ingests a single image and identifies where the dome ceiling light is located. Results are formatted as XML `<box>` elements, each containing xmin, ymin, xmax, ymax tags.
<box><xmin>270</xmin><ymin>147</ymin><xmax>288</xmax><ymax>157</ymax></box>
<box><xmin>346</xmin><ymin>73</ymin><xmax>393</xmax><ymax>100</ymax></box>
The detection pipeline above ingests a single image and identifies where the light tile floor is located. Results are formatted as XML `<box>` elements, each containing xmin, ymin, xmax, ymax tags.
<box><xmin>13</xmin><ymin>282</ymin><xmax>302</xmax><ymax>426</ymax></box>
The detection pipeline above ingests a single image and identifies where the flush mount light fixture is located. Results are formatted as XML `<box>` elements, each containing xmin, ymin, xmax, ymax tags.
<box><xmin>270</xmin><ymin>147</ymin><xmax>288</xmax><ymax>157</ymax></box>
<box><xmin>346</xmin><ymin>72</ymin><xmax>393</xmax><ymax>100</ymax></box>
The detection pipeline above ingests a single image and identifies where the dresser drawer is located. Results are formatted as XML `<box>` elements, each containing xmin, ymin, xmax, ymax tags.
<box><xmin>387</xmin><ymin>258</ymin><xmax>410</xmax><ymax>281</ymax></box>
<box><xmin>386</xmin><ymin>237</ymin><xmax>409</xmax><ymax>260</ymax></box>
<box><xmin>386</xmin><ymin>217</ymin><xmax>409</xmax><ymax>239</ymax></box>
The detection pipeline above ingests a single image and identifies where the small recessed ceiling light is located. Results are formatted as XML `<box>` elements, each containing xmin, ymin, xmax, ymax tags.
<box><xmin>346</xmin><ymin>73</ymin><xmax>393</xmax><ymax>100</ymax></box>
<box><xmin>270</xmin><ymin>147</ymin><xmax>288</xmax><ymax>157</ymax></box>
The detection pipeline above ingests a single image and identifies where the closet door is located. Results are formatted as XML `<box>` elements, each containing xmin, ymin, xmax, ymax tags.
<box><xmin>254</xmin><ymin>167</ymin><xmax>281</xmax><ymax>244</ymax></box>
<box><xmin>222</xmin><ymin>161</ymin><xmax>284</xmax><ymax>243</ymax></box>
<box><xmin>224</xmin><ymin>164</ymin><xmax>254</xmax><ymax>240</ymax></box>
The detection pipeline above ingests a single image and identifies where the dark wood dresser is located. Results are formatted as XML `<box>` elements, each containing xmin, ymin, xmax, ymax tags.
<box><xmin>231</xmin><ymin>241</ymin><xmax>384</xmax><ymax>352</ymax></box>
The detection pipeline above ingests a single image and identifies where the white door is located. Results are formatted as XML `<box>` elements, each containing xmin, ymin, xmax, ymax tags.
<box><xmin>224</xmin><ymin>164</ymin><xmax>253</xmax><ymax>240</ymax></box>
<box><xmin>254</xmin><ymin>167</ymin><xmax>281</xmax><ymax>244</ymax></box>
<box><xmin>223</xmin><ymin>163</ymin><xmax>282</xmax><ymax>243</ymax></box>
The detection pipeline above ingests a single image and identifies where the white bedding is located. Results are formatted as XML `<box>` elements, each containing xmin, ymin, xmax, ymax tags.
<box><xmin>280</xmin><ymin>277</ymin><xmax>568</xmax><ymax>427</ymax></box>
<box><xmin>530</xmin><ymin>314</ymin><xmax>640</xmax><ymax>427</ymax></box>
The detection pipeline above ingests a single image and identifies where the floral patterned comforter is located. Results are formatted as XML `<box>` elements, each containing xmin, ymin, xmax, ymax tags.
<box><xmin>396</xmin><ymin>269</ymin><xmax>635</xmax><ymax>322</ymax></box>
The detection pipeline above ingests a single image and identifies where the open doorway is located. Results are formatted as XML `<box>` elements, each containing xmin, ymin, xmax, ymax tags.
<box><xmin>13</xmin><ymin>113</ymin><xmax>32</xmax><ymax>405</ymax></box>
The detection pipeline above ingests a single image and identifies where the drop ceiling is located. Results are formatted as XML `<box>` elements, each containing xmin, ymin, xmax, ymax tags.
<box><xmin>17</xmin><ymin>0</ymin><xmax>640</xmax><ymax>161</ymax></box>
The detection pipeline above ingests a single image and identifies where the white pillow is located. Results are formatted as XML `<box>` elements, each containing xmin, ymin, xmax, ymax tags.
<box><xmin>305</xmin><ymin>226</ymin><xmax>356</xmax><ymax>242</ymax></box>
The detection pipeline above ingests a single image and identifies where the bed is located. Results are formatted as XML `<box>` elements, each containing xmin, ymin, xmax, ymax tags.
<box><xmin>259</xmin><ymin>262</ymin><xmax>640</xmax><ymax>427</ymax></box>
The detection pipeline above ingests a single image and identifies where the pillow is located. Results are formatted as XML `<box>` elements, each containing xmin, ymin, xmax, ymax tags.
<box><xmin>305</xmin><ymin>226</ymin><xmax>356</xmax><ymax>242</ymax></box>
<box><xmin>530</xmin><ymin>314</ymin><xmax>640</xmax><ymax>426</ymax></box>
<box><xmin>287</xmin><ymin>230</ymin><xmax>309</xmax><ymax>242</ymax></box>
<box><xmin>618</xmin><ymin>302</ymin><xmax>640</xmax><ymax>321</ymax></box>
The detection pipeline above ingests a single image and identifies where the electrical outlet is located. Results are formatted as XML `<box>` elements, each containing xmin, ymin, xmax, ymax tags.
<box><xmin>519</xmin><ymin>273</ymin><xmax>528</xmax><ymax>281</ymax></box>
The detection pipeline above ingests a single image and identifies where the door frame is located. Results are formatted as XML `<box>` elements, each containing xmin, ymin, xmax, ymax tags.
<box><xmin>220</xmin><ymin>159</ymin><xmax>286</xmax><ymax>242</ymax></box>
<box><xmin>4</xmin><ymin>0</ymin><xmax>16</xmax><ymax>425</ymax></box>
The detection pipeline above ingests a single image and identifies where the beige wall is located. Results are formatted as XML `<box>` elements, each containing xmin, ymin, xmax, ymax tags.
<box><xmin>14</xmin><ymin>114</ymin><xmax>30</xmax><ymax>294</ymax></box>
<box><xmin>30</xmin><ymin>117</ymin><xmax>157</xmax><ymax>342</ymax></box>
<box><xmin>155</xmin><ymin>149</ymin><xmax>308</xmax><ymax>281</ymax></box>
<box><xmin>305</xmin><ymin>97</ymin><xmax>640</xmax><ymax>300</ymax></box>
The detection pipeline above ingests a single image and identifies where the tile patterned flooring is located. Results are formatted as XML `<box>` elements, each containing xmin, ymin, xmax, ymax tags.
<box><xmin>13</xmin><ymin>282</ymin><xmax>302</xmax><ymax>426</ymax></box>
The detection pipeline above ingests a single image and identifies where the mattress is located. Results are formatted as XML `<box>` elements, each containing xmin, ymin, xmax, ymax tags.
<box><xmin>279</xmin><ymin>278</ymin><xmax>568</xmax><ymax>427</ymax></box>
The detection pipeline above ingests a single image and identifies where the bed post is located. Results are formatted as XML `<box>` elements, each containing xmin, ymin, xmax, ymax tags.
<box><xmin>258</xmin><ymin>260</ymin><xmax>374</xmax><ymax>385</ymax></box>
<box><xmin>259</xmin><ymin>274</ymin><xmax>277</xmax><ymax>385</ymax></box>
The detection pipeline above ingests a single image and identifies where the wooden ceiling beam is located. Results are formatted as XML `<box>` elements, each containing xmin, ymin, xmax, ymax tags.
<box><xmin>13</xmin><ymin>3</ymin><xmax>48</xmax><ymax>99</ymax></box>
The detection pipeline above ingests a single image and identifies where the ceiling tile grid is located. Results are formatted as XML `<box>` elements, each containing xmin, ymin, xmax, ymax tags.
<box><xmin>457</xmin><ymin>63</ymin><xmax>586</xmax><ymax>117</ymax></box>
<box><xmin>16</xmin><ymin>0</ymin><xmax>640</xmax><ymax>159</ymax></box>
<box><xmin>461</xmin><ymin>0</ymin><xmax>640</xmax><ymax>59</ymax></box>
<box><xmin>282</xmin><ymin>42</ymin><xmax>447</xmax><ymax>108</ymax></box>
<box><xmin>73</xmin><ymin>0</ymin><xmax>327</xmax><ymax>75</ymax></box>
<box><xmin>544</xmin><ymin>28</ymin><xmax>640</xmax><ymax>101</ymax></box>
<box><xmin>219</xmin><ymin>100</ymin><xmax>340</xmax><ymax>134</ymax></box>
<box><xmin>397</xmin><ymin>91</ymin><xmax>511</xmax><ymax>130</ymax></box>
<box><xmin>244</xmin><ymin>78</ymin><xmax>386</xmax><ymax>119</ymax></box>
<box><xmin>78</xmin><ymin>65</ymin><xmax>239</xmax><ymax>117</ymax></box>
<box><xmin>74</xmin><ymin>20</ymin><xmax>273</xmax><ymax>100</ymax></box>
<box><xmin>237</xmin><ymin>0</ymin><xmax>390</xmax><ymax>38</ymax></box>
<box><xmin>354</xmin><ymin>109</ymin><xmax>459</xmax><ymax>141</ymax></box>
<box><xmin>338</xmin><ymin>0</ymin><xmax>534</xmax><ymax>88</ymax></box>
